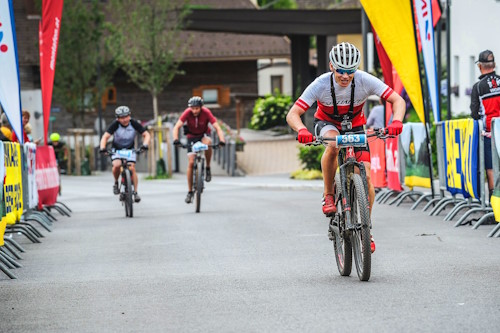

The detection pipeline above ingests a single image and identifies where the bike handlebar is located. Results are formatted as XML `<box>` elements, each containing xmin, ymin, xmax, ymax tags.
<box><xmin>297</xmin><ymin>128</ymin><xmax>396</xmax><ymax>147</ymax></box>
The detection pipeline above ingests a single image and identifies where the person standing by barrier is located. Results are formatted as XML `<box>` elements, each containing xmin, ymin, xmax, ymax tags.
<box><xmin>470</xmin><ymin>50</ymin><xmax>500</xmax><ymax>203</ymax></box>
<box><xmin>366</xmin><ymin>98</ymin><xmax>390</xmax><ymax>129</ymax></box>
<box><xmin>11</xmin><ymin>110</ymin><xmax>41</xmax><ymax>144</ymax></box>
<box><xmin>0</xmin><ymin>113</ymin><xmax>12</xmax><ymax>141</ymax></box>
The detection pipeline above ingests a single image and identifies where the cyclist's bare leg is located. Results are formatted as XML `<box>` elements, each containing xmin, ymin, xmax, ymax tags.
<box><xmin>128</xmin><ymin>163</ymin><xmax>138</xmax><ymax>191</ymax></box>
<box><xmin>112</xmin><ymin>160</ymin><xmax>121</xmax><ymax>182</ymax></box>
<box><xmin>362</xmin><ymin>161</ymin><xmax>375</xmax><ymax>212</ymax></box>
<box><xmin>187</xmin><ymin>153</ymin><xmax>196</xmax><ymax>192</ymax></box>
<box><xmin>321</xmin><ymin>130</ymin><xmax>339</xmax><ymax>196</ymax></box>
<box><xmin>201</xmin><ymin>136</ymin><xmax>212</xmax><ymax>168</ymax></box>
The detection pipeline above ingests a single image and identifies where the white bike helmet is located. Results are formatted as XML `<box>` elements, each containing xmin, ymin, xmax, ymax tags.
<box><xmin>329</xmin><ymin>42</ymin><xmax>361</xmax><ymax>71</ymax></box>
<box><xmin>115</xmin><ymin>105</ymin><xmax>131</xmax><ymax>118</ymax></box>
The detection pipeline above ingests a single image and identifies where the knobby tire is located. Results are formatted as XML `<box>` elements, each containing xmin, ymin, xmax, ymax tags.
<box><xmin>350</xmin><ymin>173</ymin><xmax>371</xmax><ymax>281</ymax></box>
<box><xmin>332</xmin><ymin>173</ymin><xmax>352</xmax><ymax>276</ymax></box>
<box><xmin>125</xmin><ymin>168</ymin><xmax>133</xmax><ymax>218</ymax></box>
<box><xmin>195</xmin><ymin>159</ymin><xmax>203</xmax><ymax>213</ymax></box>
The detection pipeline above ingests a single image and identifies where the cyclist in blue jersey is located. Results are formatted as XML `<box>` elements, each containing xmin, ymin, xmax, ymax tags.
<box><xmin>99</xmin><ymin>106</ymin><xmax>151</xmax><ymax>203</ymax></box>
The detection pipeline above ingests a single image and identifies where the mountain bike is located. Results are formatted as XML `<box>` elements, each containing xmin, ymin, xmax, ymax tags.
<box><xmin>180</xmin><ymin>141</ymin><xmax>220</xmax><ymax>213</ymax></box>
<box><xmin>106</xmin><ymin>148</ymin><xmax>142</xmax><ymax>217</ymax></box>
<box><xmin>305</xmin><ymin>128</ymin><xmax>391</xmax><ymax>281</ymax></box>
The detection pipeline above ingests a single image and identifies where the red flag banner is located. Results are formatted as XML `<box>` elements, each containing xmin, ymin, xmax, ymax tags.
<box><xmin>39</xmin><ymin>0</ymin><xmax>63</xmax><ymax>144</ymax></box>
<box><xmin>36</xmin><ymin>145</ymin><xmax>59</xmax><ymax>209</ymax></box>
<box><xmin>368</xmin><ymin>131</ymin><xmax>387</xmax><ymax>188</ymax></box>
<box><xmin>386</xmin><ymin>137</ymin><xmax>403</xmax><ymax>191</ymax></box>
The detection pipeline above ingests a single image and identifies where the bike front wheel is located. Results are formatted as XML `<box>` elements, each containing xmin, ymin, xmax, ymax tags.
<box><xmin>331</xmin><ymin>173</ymin><xmax>352</xmax><ymax>276</ymax></box>
<box><xmin>195</xmin><ymin>160</ymin><xmax>203</xmax><ymax>213</ymax></box>
<box><xmin>124</xmin><ymin>168</ymin><xmax>133</xmax><ymax>217</ymax></box>
<box><xmin>350</xmin><ymin>173</ymin><xmax>371</xmax><ymax>281</ymax></box>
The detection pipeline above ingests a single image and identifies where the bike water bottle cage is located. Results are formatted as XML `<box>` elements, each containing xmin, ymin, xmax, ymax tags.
<box><xmin>327</xmin><ymin>73</ymin><xmax>360</xmax><ymax>126</ymax></box>
<box><xmin>336</xmin><ymin>133</ymin><xmax>367</xmax><ymax>148</ymax></box>
<box><xmin>192</xmin><ymin>141</ymin><xmax>208</xmax><ymax>152</ymax></box>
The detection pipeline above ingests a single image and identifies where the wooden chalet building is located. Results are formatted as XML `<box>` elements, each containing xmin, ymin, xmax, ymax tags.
<box><xmin>13</xmin><ymin>0</ymin><xmax>290</xmax><ymax>134</ymax></box>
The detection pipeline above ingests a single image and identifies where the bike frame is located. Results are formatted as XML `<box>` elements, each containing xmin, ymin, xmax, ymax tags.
<box><xmin>336</xmin><ymin>146</ymin><xmax>370</xmax><ymax>230</ymax></box>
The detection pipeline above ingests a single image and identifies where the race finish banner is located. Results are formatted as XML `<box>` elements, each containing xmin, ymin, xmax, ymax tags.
<box><xmin>39</xmin><ymin>0</ymin><xmax>63</xmax><ymax>144</ymax></box>
<box><xmin>400</xmin><ymin>123</ymin><xmax>432</xmax><ymax>188</ymax></box>
<box><xmin>443</xmin><ymin>119</ymin><xmax>480</xmax><ymax>199</ymax></box>
<box><xmin>0</xmin><ymin>0</ymin><xmax>24</xmax><ymax>143</ymax></box>
<box><xmin>36</xmin><ymin>145</ymin><xmax>59</xmax><ymax>209</ymax></box>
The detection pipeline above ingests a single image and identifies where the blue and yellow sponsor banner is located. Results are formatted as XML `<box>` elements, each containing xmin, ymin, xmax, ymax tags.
<box><xmin>0</xmin><ymin>143</ymin><xmax>5</xmax><ymax>246</ymax></box>
<box><xmin>2</xmin><ymin>142</ymin><xmax>23</xmax><ymax>225</ymax></box>
<box><xmin>401</xmin><ymin>123</ymin><xmax>432</xmax><ymax>188</ymax></box>
<box><xmin>491</xmin><ymin>118</ymin><xmax>500</xmax><ymax>222</ymax></box>
<box><xmin>442</xmin><ymin>119</ymin><xmax>479</xmax><ymax>199</ymax></box>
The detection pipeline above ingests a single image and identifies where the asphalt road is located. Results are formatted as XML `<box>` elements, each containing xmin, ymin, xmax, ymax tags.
<box><xmin>0</xmin><ymin>173</ymin><xmax>499</xmax><ymax>332</ymax></box>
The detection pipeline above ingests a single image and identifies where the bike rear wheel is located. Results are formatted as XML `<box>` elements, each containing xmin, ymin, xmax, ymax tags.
<box><xmin>332</xmin><ymin>173</ymin><xmax>352</xmax><ymax>276</ymax></box>
<box><xmin>350</xmin><ymin>173</ymin><xmax>371</xmax><ymax>281</ymax></box>
<box><xmin>124</xmin><ymin>168</ymin><xmax>133</xmax><ymax>217</ymax></box>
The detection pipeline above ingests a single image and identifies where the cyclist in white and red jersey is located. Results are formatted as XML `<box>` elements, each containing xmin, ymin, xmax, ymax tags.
<box><xmin>287</xmin><ymin>42</ymin><xmax>406</xmax><ymax>251</ymax></box>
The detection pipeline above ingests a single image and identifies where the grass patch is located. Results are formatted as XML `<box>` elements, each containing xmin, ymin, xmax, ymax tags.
<box><xmin>145</xmin><ymin>174</ymin><xmax>172</xmax><ymax>180</ymax></box>
<box><xmin>290</xmin><ymin>169</ymin><xmax>323</xmax><ymax>180</ymax></box>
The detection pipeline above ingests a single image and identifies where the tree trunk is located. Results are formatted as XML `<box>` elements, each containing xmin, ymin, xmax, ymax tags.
<box><xmin>152</xmin><ymin>93</ymin><xmax>159</xmax><ymax>124</ymax></box>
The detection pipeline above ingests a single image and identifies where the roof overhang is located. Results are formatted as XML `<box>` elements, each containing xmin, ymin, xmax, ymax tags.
<box><xmin>186</xmin><ymin>9</ymin><xmax>362</xmax><ymax>36</ymax></box>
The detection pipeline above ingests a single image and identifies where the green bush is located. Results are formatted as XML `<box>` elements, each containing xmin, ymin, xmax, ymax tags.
<box><xmin>249</xmin><ymin>92</ymin><xmax>292</xmax><ymax>130</ymax></box>
<box><xmin>298</xmin><ymin>145</ymin><xmax>325</xmax><ymax>171</ymax></box>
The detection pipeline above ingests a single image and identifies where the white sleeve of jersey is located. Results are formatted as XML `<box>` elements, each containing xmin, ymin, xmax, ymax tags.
<box><xmin>360</xmin><ymin>71</ymin><xmax>393</xmax><ymax>99</ymax></box>
<box><xmin>296</xmin><ymin>74</ymin><xmax>327</xmax><ymax>110</ymax></box>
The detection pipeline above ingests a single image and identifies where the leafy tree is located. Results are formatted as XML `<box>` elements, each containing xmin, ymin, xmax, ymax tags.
<box><xmin>107</xmin><ymin>0</ymin><xmax>191</xmax><ymax>123</ymax></box>
<box><xmin>53</xmin><ymin>0</ymin><xmax>114</xmax><ymax>127</ymax></box>
<box><xmin>257</xmin><ymin>0</ymin><xmax>297</xmax><ymax>9</ymax></box>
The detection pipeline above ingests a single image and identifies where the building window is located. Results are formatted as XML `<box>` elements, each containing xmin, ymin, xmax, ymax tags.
<box><xmin>202</xmin><ymin>89</ymin><xmax>218</xmax><ymax>105</ymax></box>
<box><xmin>193</xmin><ymin>85</ymin><xmax>230</xmax><ymax>107</ymax></box>
<box><xmin>271</xmin><ymin>75</ymin><xmax>283</xmax><ymax>94</ymax></box>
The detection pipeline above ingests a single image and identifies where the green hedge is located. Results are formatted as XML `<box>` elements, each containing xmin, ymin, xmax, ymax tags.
<box><xmin>249</xmin><ymin>92</ymin><xmax>292</xmax><ymax>130</ymax></box>
<box><xmin>298</xmin><ymin>145</ymin><xmax>325</xmax><ymax>171</ymax></box>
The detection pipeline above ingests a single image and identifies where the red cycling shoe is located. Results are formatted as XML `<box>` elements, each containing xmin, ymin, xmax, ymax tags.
<box><xmin>322</xmin><ymin>194</ymin><xmax>337</xmax><ymax>216</ymax></box>
<box><xmin>370</xmin><ymin>235</ymin><xmax>376</xmax><ymax>253</ymax></box>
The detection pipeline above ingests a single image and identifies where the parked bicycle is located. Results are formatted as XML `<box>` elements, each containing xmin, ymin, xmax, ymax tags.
<box><xmin>180</xmin><ymin>141</ymin><xmax>220</xmax><ymax>213</ymax></box>
<box><xmin>106</xmin><ymin>148</ymin><xmax>143</xmax><ymax>217</ymax></box>
<box><xmin>304</xmin><ymin>128</ymin><xmax>392</xmax><ymax>281</ymax></box>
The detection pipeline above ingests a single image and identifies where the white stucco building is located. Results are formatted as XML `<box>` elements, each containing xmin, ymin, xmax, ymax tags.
<box><xmin>448</xmin><ymin>0</ymin><xmax>500</xmax><ymax>116</ymax></box>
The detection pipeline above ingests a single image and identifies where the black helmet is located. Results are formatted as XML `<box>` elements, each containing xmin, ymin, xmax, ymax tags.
<box><xmin>188</xmin><ymin>96</ymin><xmax>204</xmax><ymax>107</ymax></box>
<box><xmin>115</xmin><ymin>105</ymin><xmax>131</xmax><ymax>118</ymax></box>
